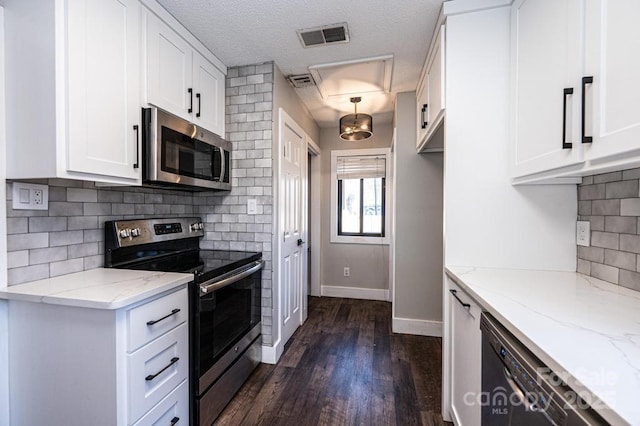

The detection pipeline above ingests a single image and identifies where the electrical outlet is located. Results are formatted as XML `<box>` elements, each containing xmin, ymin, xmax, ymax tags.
<box><xmin>577</xmin><ymin>221</ymin><xmax>590</xmax><ymax>247</ymax></box>
<box><xmin>343</xmin><ymin>267</ymin><xmax>350</xmax><ymax>277</ymax></box>
<box><xmin>12</xmin><ymin>182</ymin><xmax>48</xmax><ymax>210</ymax></box>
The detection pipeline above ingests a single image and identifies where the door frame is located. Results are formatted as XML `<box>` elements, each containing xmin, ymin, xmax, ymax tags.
<box><xmin>268</xmin><ymin>108</ymin><xmax>311</xmax><ymax>364</ymax></box>
<box><xmin>307</xmin><ymin>139</ymin><xmax>321</xmax><ymax>297</ymax></box>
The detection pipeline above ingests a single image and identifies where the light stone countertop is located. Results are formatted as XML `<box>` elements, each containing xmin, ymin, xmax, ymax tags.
<box><xmin>446</xmin><ymin>266</ymin><xmax>640</xmax><ymax>426</ymax></box>
<box><xmin>0</xmin><ymin>268</ymin><xmax>193</xmax><ymax>309</ymax></box>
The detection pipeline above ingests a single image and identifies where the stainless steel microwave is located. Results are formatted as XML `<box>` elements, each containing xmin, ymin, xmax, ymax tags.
<box><xmin>142</xmin><ymin>107</ymin><xmax>231</xmax><ymax>191</ymax></box>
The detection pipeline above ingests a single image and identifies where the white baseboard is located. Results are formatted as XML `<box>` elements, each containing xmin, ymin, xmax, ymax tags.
<box><xmin>261</xmin><ymin>338</ymin><xmax>284</xmax><ymax>364</ymax></box>
<box><xmin>321</xmin><ymin>285</ymin><xmax>390</xmax><ymax>301</ymax></box>
<box><xmin>392</xmin><ymin>316</ymin><xmax>442</xmax><ymax>337</ymax></box>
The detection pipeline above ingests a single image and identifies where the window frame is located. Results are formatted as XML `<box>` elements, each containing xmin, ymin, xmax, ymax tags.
<box><xmin>330</xmin><ymin>148</ymin><xmax>391</xmax><ymax>245</ymax></box>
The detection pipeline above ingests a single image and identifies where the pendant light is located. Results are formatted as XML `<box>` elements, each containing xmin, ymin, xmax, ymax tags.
<box><xmin>339</xmin><ymin>97</ymin><xmax>373</xmax><ymax>141</ymax></box>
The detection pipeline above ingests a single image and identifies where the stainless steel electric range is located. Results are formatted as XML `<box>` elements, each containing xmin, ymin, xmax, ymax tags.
<box><xmin>104</xmin><ymin>217</ymin><xmax>263</xmax><ymax>425</ymax></box>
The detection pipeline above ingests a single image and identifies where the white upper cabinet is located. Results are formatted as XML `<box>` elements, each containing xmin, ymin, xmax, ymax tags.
<box><xmin>192</xmin><ymin>52</ymin><xmax>226</xmax><ymax>134</ymax></box>
<box><xmin>66</xmin><ymin>0</ymin><xmax>141</xmax><ymax>180</ymax></box>
<box><xmin>512</xmin><ymin>0</ymin><xmax>640</xmax><ymax>183</ymax></box>
<box><xmin>417</xmin><ymin>24</ymin><xmax>446</xmax><ymax>152</ymax></box>
<box><xmin>511</xmin><ymin>0</ymin><xmax>584</xmax><ymax>179</ymax></box>
<box><xmin>583</xmin><ymin>0</ymin><xmax>640</xmax><ymax>163</ymax></box>
<box><xmin>145</xmin><ymin>14</ymin><xmax>194</xmax><ymax>120</ymax></box>
<box><xmin>144</xmin><ymin>9</ymin><xmax>226</xmax><ymax>137</ymax></box>
<box><xmin>4</xmin><ymin>0</ymin><xmax>142</xmax><ymax>184</ymax></box>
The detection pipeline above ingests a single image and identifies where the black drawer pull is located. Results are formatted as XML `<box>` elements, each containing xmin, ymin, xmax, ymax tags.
<box><xmin>188</xmin><ymin>88</ymin><xmax>193</xmax><ymax>113</ymax></box>
<box><xmin>450</xmin><ymin>289</ymin><xmax>470</xmax><ymax>309</ymax></box>
<box><xmin>421</xmin><ymin>103</ymin><xmax>428</xmax><ymax>129</ymax></box>
<box><xmin>170</xmin><ymin>417</ymin><xmax>179</xmax><ymax>425</ymax></box>
<box><xmin>582</xmin><ymin>76</ymin><xmax>593</xmax><ymax>144</ymax></box>
<box><xmin>146</xmin><ymin>308</ymin><xmax>180</xmax><ymax>326</ymax></box>
<box><xmin>196</xmin><ymin>93</ymin><xmax>201</xmax><ymax>118</ymax></box>
<box><xmin>145</xmin><ymin>357</ymin><xmax>179</xmax><ymax>381</ymax></box>
<box><xmin>562</xmin><ymin>87</ymin><xmax>573</xmax><ymax>149</ymax></box>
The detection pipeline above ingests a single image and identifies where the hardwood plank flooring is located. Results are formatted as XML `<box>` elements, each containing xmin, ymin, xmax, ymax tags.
<box><xmin>215</xmin><ymin>297</ymin><xmax>452</xmax><ymax>426</ymax></box>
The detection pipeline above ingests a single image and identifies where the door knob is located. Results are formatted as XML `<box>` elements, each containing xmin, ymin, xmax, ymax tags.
<box><xmin>297</xmin><ymin>239</ymin><xmax>304</xmax><ymax>246</ymax></box>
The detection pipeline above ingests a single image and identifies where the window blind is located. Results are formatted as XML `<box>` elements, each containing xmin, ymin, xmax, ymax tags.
<box><xmin>336</xmin><ymin>155</ymin><xmax>386</xmax><ymax>180</ymax></box>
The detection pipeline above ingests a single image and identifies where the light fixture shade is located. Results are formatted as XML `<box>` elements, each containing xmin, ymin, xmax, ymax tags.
<box><xmin>339</xmin><ymin>113</ymin><xmax>373</xmax><ymax>141</ymax></box>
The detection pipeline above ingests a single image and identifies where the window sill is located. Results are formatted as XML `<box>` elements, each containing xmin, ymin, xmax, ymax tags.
<box><xmin>330</xmin><ymin>235</ymin><xmax>390</xmax><ymax>245</ymax></box>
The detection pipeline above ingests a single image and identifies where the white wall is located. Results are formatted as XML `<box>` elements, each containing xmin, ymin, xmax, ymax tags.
<box><xmin>0</xmin><ymin>6</ymin><xmax>10</xmax><ymax>424</ymax></box>
<box><xmin>272</xmin><ymin>65</ymin><xmax>319</xmax><ymax>144</ymax></box>
<box><xmin>393</xmin><ymin>92</ymin><xmax>444</xmax><ymax>334</ymax></box>
<box><xmin>319</xmin><ymin>124</ymin><xmax>393</xmax><ymax>299</ymax></box>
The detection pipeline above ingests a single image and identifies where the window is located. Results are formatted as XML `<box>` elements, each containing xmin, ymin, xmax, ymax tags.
<box><xmin>331</xmin><ymin>149</ymin><xmax>391</xmax><ymax>244</ymax></box>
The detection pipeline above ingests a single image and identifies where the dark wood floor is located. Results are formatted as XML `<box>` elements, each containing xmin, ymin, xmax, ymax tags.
<box><xmin>215</xmin><ymin>296</ymin><xmax>451</xmax><ymax>426</ymax></box>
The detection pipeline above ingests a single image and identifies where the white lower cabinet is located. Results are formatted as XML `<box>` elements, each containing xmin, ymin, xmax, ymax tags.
<box><xmin>8</xmin><ymin>286</ymin><xmax>189</xmax><ymax>426</ymax></box>
<box><xmin>448</xmin><ymin>278</ymin><xmax>482</xmax><ymax>426</ymax></box>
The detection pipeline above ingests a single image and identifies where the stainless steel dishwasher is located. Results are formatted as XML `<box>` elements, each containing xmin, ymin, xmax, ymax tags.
<box><xmin>480</xmin><ymin>313</ymin><xmax>609</xmax><ymax>425</ymax></box>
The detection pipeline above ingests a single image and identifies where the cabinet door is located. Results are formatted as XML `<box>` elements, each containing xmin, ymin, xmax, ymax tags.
<box><xmin>449</xmin><ymin>282</ymin><xmax>482</xmax><ymax>426</ymax></box>
<box><xmin>66</xmin><ymin>0</ymin><xmax>141</xmax><ymax>180</ymax></box>
<box><xmin>193</xmin><ymin>52</ymin><xmax>226</xmax><ymax>136</ymax></box>
<box><xmin>511</xmin><ymin>0</ymin><xmax>584</xmax><ymax>178</ymax></box>
<box><xmin>584</xmin><ymin>1</ymin><xmax>640</xmax><ymax>162</ymax></box>
<box><xmin>145</xmin><ymin>11</ymin><xmax>194</xmax><ymax>122</ymax></box>
<box><xmin>426</xmin><ymin>25</ymin><xmax>445</xmax><ymax>133</ymax></box>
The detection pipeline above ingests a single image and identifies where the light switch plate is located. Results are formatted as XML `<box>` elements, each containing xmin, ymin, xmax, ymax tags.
<box><xmin>577</xmin><ymin>221</ymin><xmax>590</xmax><ymax>247</ymax></box>
<box><xmin>247</xmin><ymin>198</ymin><xmax>257</xmax><ymax>215</ymax></box>
<box><xmin>12</xmin><ymin>182</ymin><xmax>48</xmax><ymax>210</ymax></box>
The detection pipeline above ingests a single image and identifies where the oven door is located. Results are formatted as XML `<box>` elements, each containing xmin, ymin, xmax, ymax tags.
<box><xmin>195</xmin><ymin>260</ymin><xmax>263</xmax><ymax>395</ymax></box>
<box><xmin>143</xmin><ymin>107</ymin><xmax>231</xmax><ymax>190</ymax></box>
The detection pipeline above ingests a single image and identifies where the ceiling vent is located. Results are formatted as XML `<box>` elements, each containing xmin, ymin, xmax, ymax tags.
<box><xmin>297</xmin><ymin>23</ymin><xmax>350</xmax><ymax>48</ymax></box>
<box><xmin>287</xmin><ymin>73</ymin><xmax>316</xmax><ymax>88</ymax></box>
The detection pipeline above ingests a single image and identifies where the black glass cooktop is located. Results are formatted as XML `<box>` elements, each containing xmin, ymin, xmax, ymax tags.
<box><xmin>121</xmin><ymin>249</ymin><xmax>261</xmax><ymax>283</ymax></box>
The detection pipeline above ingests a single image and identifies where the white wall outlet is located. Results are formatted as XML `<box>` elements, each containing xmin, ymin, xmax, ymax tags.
<box><xmin>577</xmin><ymin>221</ymin><xmax>590</xmax><ymax>247</ymax></box>
<box><xmin>12</xmin><ymin>182</ymin><xmax>48</xmax><ymax>210</ymax></box>
<box><xmin>247</xmin><ymin>198</ymin><xmax>257</xmax><ymax>215</ymax></box>
<box><xmin>343</xmin><ymin>267</ymin><xmax>350</xmax><ymax>277</ymax></box>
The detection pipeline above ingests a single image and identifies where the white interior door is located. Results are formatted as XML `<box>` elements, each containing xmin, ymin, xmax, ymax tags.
<box><xmin>280</xmin><ymin>112</ymin><xmax>307</xmax><ymax>346</ymax></box>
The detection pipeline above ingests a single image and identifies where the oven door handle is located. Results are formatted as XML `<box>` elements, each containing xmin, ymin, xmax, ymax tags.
<box><xmin>199</xmin><ymin>260</ymin><xmax>264</xmax><ymax>295</ymax></box>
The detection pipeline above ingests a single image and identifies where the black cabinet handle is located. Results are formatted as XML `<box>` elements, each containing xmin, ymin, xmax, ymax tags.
<box><xmin>421</xmin><ymin>103</ymin><xmax>428</xmax><ymax>129</ymax></box>
<box><xmin>146</xmin><ymin>308</ymin><xmax>180</xmax><ymax>326</ymax></box>
<box><xmin>145</xmin><ymin>357</ymin><xmax>179</xmax><ymax>381</ymax></box>
<box><xmin>582</xmin><ymin>76</ymin><xmax>593</xmax><ymax>144</ymax></box>
<box><xmin>170</xmin><ymin>417</ymin><xmax>179</xmax><ymax>425</ymax></box>
<box><xmin>196</xmin><ymin>93</ymin><xmax>201</xmax><ymax>118</ymax></box>
<box><xmin>450</xmin><ymin>289</ymin><xmax>470</xmax><ymax>309</ymax></box>
<box><xmin>562</xmin><ymin>88</ymin><xmax>574</xmax><ymax>149</ymax></box>
<box><xmin>133</xmin><ymin>125</ymin><xmax>139</xmax><ymax>169</ymax></box>
<box><xmin>188</xmin><ymin>88</ymin><xmax>193</xmax><ymax>113</ymax></box>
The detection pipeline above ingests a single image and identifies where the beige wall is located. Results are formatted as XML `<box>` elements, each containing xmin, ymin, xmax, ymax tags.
<box><xmin>319</xmin><ymin>124</ymin><xmax>393</xmax><ymax>291</ymax></box>
<box><xmin>272</xmin><ymin>64</ymin><xmax>320</xmax><ymax>143</ymax></box>
<box><xmin>393</xmin><ymin>91</ymin><xmax>443</xmax><ymax>321</ymax></box>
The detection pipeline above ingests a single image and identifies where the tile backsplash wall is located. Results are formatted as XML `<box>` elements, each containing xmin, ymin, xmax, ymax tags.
<box><xmin>6</xmin><ymin>179</ymin><xmax>195</xmax><ymax>285</ymax></box>
<box><xmin>198</xmin><ymin>62</ymin><xmax>275</xmax><ymax>344</ymax></box>
<box><xmin>577</xmin><ymin>168</ymin><xmax>640</xmax><ymax>291</ymax></box>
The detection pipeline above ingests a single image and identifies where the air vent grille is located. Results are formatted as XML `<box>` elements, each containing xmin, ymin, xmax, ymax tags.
<box><xmin>297</xmin><ymin>23</ymin><xmax>350</xmax><ymax>48</ymax></box>
<box><xmin>287</xmin><ymin>74</ymin><xmax>316</xmax><ymax>88</ymax></box>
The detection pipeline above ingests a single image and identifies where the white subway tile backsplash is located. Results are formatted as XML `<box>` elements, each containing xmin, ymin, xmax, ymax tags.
<box><xmin>50</xmin><ymin>258</ymin><xmax>84</xmax><ymax>277</ymax></box>
<box><xmin>30</xmin><ymin>247</ymin><xmax>67</xmax><ymax>265</ymax></box>
<box><xmin>67</xmin><ymin>188</ymin><xmax>98</xmax><ymax>202</ymax></box>
<box><xmin>8</xmin><ymin>264</ymin><xmax>49</xmax><ymax>285</ymax></box>
<box><xmin>7</xmin><ymin>250</ymin><xmax>29</xmax><ymax>268</ymax></box>
<box><xmin>7</xmin><ymin>233</ymin><xmax>49</xmax><ymax>251</ymax></box>
<box><xmin>620</xmin><ymin>198</ymin><xmax>640</xmax><ymax>216</ymax></box>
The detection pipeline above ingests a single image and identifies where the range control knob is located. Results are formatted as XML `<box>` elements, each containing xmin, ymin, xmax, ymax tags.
<box><xmin>198</xmin><ymin>222</ymin><xmax>204</xmax><ymax>230</ymax></box>
<box><xmin>131</xmin><ymin>228</ymin><xmax>141</xmax><ymax>237</ymax></box>
<box><xmin>119</xmin><ymin>228</ymin><xmax>131</xmax><ymax>238</ymax></box>
<box><xmin>190</xmin><ymin>222</ymin><xmax>204</xmax><ymax>232</ymax></box>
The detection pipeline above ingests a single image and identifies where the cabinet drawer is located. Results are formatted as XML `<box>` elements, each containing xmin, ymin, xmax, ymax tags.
<box><xmin>128</xmin><ymin>323</ymin><xmax>189</xmax><ymax>424</ymax></box>
<box><xmin>128</xmin><ymin>288</ymin><xmax>188</xmax><ymax>352</ymax></box>
<box><xmin>133</xmin><ymin>379</ymin><xmax>188</xmax><ymax>426</ymax></box>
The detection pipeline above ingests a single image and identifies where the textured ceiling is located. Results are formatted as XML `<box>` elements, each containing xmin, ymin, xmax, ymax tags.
<box><xmin>156</xmin><ymin>0</ymin><xmax>444</xmax><ymax>128</ymax></box>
